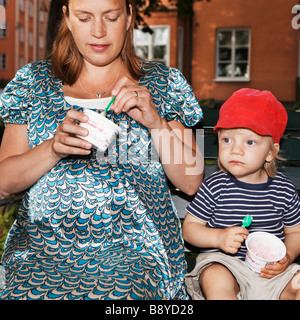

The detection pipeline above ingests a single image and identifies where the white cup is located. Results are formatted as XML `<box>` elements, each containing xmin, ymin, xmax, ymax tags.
<box><xmin>78</xmin><ymin>109</ymin><xmax>120</xmax><ymax>152</ymax></box>
<box><xmin>245</xmin><ymin>232</ymin><xmax>286</xmax><ymax>273</ymax></box>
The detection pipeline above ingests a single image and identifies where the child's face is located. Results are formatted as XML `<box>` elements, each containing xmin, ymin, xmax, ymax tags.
<box><xmin>218</xmin><ymin>128</ymin><xmax>278</xmax><ymax>184</ymax></box>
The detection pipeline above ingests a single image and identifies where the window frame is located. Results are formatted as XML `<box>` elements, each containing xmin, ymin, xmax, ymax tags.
<box><xmin>0</xmin><ymin>53</ymin><xmax>7</xmax><ymax>70</ymax></box>
<box><xmin>215</xmin><ymin>27</ymin><xmax>251</xmax><ymax>82</ymax></box>
<box><xmin>133</xmin><ymin>25</ymin><xmax>170</xmax><ymax>66</ymax></box>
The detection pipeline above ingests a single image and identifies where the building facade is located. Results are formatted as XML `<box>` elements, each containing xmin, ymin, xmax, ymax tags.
<box><xmin>0</xmin><ymin>0</ymin><xmax>50</xmax><ymax>82</ymax></box>
<box><xmin>141</xmin><ymin>0</ymin><xmax>300</xmax><ymax>103</ymax></box>
<box><xmin>0</xmin><ymin>0</ymin><xmax>299</xmax><ymax>104</ymax></box>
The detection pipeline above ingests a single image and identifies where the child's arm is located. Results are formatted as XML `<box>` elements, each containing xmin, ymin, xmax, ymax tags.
<box><xmin>261</xmin><ymin>224</ymin><xmax>300</xmax><ymax>279</ymax></box>
<box><xmin>284</xmin><ymin>224</ymin><xmax>300</xmax><ymax>262</ymax></box>
<box><xmin>182</xmin><ymin>213</ymin><xmax>248</xmax><ymax>255</ymax></box>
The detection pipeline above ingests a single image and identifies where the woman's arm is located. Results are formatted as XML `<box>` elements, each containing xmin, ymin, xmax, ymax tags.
<box><xmin>111</xmin><ymin>77</ymin><xmax>204</xmax><ymax>195</ymax></box>
<box><xmin>0</xmin><ymin>110</ymin><xmax>92</xmax><ymax>195</ymax></box>
<box><xmin>0</xmin><ymin>123</ymin><xmax>58</xmax><ymax>195</ymax></box>
<box><xmin>284</xmin><ymin>224</ymin><xmax>300</xmax><ymax>263</ymax></box>
<box><xmin>150</xmin><ymin>119</ymin><xmax>204</xmax><ymax>195</ymax></box>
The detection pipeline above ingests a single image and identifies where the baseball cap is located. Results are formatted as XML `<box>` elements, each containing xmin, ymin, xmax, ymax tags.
<box><xmin>213</xmin><ymin>88</ymin><xmax>288</xmax><ymax>143</ymax></box>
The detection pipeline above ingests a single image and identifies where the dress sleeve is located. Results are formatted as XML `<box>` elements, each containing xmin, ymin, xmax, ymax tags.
<box><xmin>0</xmin><ymin>64</ymin><xmax>34</xmax><ymax>125</ymax></box>
<box><xmin>165</xmin><ymin>67</ymin><xmax>203</xmax><ymax>127</ymax></box>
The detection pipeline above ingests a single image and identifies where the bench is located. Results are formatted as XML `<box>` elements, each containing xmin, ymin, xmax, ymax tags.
<box><xmin>170</xmin><ymin>108</ymin><xmax>300</xmax><ymax>271</ymax></box>
<box><xmin>0</xmin><ymin>109</ymin><xmax>300</xmax><ymax>268</ymax></box>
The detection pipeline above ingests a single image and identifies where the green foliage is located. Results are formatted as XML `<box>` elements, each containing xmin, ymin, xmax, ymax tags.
<box><xmin>134</xmin><ymin>0</ymin><xmax>200</xmax><ymax>32</ymax></box>
<box><xmin>292</xmin><ymin>100</ymin><xmax>300</xmax><ymax>110</ymax></box>
<box><xmin>0</xmin><ymin>204</ymin><xmax>19</xmax><ymax>259</ymax></box>
<box><xmin>0</xmin><ymin>79</ymin><xmax>9</xmax><ymax>89</ymax></box>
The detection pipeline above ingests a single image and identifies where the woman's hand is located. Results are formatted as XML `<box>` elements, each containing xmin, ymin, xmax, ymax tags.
<box><xmin>111</xmin><ymin>76</ymin><xmax>164</xmax><ymax>130</ymax></box>
<box><xmin>110</xmin><ymin>76</ymin><xmax>204</xmax><ymax>195</ymax></box>
<box><xmin>51</xmin><ymin>109</ymin><xmax>93</xmax><ymax>159</ymax></box>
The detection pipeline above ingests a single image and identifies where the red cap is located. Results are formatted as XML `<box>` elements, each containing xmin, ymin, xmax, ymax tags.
<box><xmin>213</xmin><ymin>88</ymin><xmax>287</xmax><ymax>143</ymax></box>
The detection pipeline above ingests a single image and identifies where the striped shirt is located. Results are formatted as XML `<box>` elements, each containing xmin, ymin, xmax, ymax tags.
<box><xmin>186</xmin><ymin>170</ymin><xmax>300</xmax><ymax>260</ymax></box>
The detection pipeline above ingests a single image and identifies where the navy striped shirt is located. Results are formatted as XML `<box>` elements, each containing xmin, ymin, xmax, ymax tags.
<box><xmin>186</xmin><ymin>170</ymin><xmax>300</xmax><ymax>260</ymax></box>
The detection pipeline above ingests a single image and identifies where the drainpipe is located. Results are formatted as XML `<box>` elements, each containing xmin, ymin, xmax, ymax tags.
<box><xmin>187</xmin><ymin>15</ymin><xmax>193</xmax><ymax>84</ymax></box>
<box><xmin>297</xmin><ymin>29</ymin><xmax>300</xmax><ymax>101</ymax></box>
<box><xmin>295</xmin><ymin>1</ymin><xmax>300</xmax><ymax>101</ymax></box>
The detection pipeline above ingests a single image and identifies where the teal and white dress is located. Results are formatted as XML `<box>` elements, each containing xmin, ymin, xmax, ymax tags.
<box><xmin>0</xmin><ymin>60</ymin><xmax>202</xmax><ymax>300</ymax></box>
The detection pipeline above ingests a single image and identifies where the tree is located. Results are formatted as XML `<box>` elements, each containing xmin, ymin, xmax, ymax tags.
<box><xmin>135</xmin><ymin>0</ymin><xmax>200</xmax><ymax>32</ymax></box>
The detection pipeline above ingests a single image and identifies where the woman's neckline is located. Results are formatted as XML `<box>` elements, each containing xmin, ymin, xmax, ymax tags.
<box><xmin>64</xmin><ymin>95</ymin><xmax>113</xmax><ymax>110</ymax></box>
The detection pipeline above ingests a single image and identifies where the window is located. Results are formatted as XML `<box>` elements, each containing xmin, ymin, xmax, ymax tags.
<box><xmin>29</xmin><ymin>1</ymin><xmax>33</xmax><ymax>17</ymax></box>
<box><xmin>20</xmin><ymin>0</ymin><xmax>24</xmax><ymax>12</ymax></box>
<box><xmin>0</xmin><ymin>26</ymin><xmax>6</xmax><ymax>36</ymax></box>
<box><xmin>19</xmin><ymin>26</ymin><xmax>24</xmax><ymax>42</ymax></box>
<box><xmin>39</xmin><ymin>10</ymin><xmax>44</xmax><ymax>23</ymax></box>
<box><xmin>216</xmin><ymin>28</ymin><xmax>250</xmax><ymax>81</ymax></box>
<box><xmin>29</xmin><ymin>31</ymin><xmax>33</xmax><ymax>46</ymax></box>
<box><xmin>39</xmin><ymin>34</ymin><xmax>44</xmax><ymax>49</ymax></box>
<box><xmin>0</xmin><ymin>53</ymin><xmax>6</xmax><ymax>70</ymax></box>
<box><xmin>0</xmin><ymin>1</ymin><xmax>5</xmax><ymax>30</ymax></box>
<box><xmin>134</xmin><ymin>26</ymin><xmax>170</xmax><ymax>66</ymax></box>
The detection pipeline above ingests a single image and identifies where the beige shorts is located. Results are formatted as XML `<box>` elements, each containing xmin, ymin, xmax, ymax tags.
<box><xmin>185</xmin><ymin>252</ymin><xmax>300</xmax><ymax>300</ymax></box>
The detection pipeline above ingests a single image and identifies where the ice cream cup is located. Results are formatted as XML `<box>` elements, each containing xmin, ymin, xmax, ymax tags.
<box><xmin>245</xmin><ymin>232</ymin><xmax>286</xmax><ymax>273</ymax></box>
<box><xmin>78</xmin><ymin>109</ymin><xmax>120</xmax><ymax>152</ymax></box>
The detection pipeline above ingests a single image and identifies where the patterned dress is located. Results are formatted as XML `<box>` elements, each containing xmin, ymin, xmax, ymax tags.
<box><xmin>0</xmin><ymin>60</ymin><xmax>202</xmax><ymax>300</ymax></box>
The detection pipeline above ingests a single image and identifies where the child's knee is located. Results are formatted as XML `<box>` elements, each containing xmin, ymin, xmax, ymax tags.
<box><xmin>200</xmin><ymin>263</ymin><xmax>231</xmax><ymax>285</ymax></box>
<box><xmin>199</xmin><ymin>263</ymin><xmax>239</xmax><ymax>299</ymax></box>
<box><xmin>280</xmin><ymin>271</ymin><xmax>300</xmax><ymax>300</ymax></box>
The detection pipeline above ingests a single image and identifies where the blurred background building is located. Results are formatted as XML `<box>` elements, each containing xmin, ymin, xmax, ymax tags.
<box><xmin>0</xmin><ymin>0</ymin><xmax>50</xmax><ymax>83</ymax></box>
<box><xmin>0</xmin><ymin>0</ymin><xmax>299</xmax><ymax>104</ymax></box>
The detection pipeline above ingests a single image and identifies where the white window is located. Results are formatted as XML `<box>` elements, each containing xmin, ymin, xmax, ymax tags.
<box><xmin>29</xmin><ymin>1</ymin><xmax>33</xmax><ymax>17</ymax></box>
<box><xmin>215</xmin><ymin>28</ymin><xmax>251</xmax><ymax>81</ymax></box>
<box><xmin>0</xmin><ymin>2</ymin><xmax>6</xmax><ymax>30</ymax></box>
<box><xmin>39</xmin><ymin>10</ymin><xmax>44</xmax><ymax>23</ymax></box>
<box><xmin>29</xmin><ymin>31</ymin><xmax>33</xmax><ymax>46</ymax></box>
<box><xmin>19</xmin><ymin>56</ymin><xmax>24</xmax><ymax>69</ymax></box>
<box><xmin>20</xmin><ymin>0</ymin><xmax>24</xmax><ymax>12</ymax></box>
<box><xmin>19</xmin><ymin>26</ymin><xmax>24</xmax><ymax>42</ymax></box>
<box><xmin>39</xmin><ymin>34</ymin><xmax>44</xmax><ymax>48</ymax></box>
<box><xmin>134</xmin><ymin>26</ymin><xmax>170</xmax><ymax>66</ymax></box>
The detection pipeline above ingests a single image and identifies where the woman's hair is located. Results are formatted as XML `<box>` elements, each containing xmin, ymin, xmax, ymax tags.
<box><xmin>49</xmin><ymin>0</ymin><xmax>143</xmax><ymax>85</ymax></box>
<box><xmin>45</xmin><ymin>0</ymin><xmax>63</xmax><ymax>57</ymax></box>
<box><xmin>217</xmin><ymin>134</ymin><xmax>284</xmax><ymax>178</ymax></box>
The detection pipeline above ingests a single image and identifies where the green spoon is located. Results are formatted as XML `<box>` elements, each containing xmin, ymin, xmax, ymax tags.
<box><xmin>242</xmin><ymin>215</ymin><xmax>253</xmax><ymax>228</ymax></box>
<box><xmin>101</xmin><ymin>96</ymin><xmax>116</xmax><ymax>117</ymax></box>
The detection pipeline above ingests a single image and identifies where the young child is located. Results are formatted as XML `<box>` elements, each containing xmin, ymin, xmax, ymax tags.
<box><xmin>183</xmin><ymin>88</ymin><xmax>300</xmax><ymax>300</ymax></box>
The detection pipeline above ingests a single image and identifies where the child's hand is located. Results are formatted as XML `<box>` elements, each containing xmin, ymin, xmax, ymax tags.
<box><xmin>218</xmin><ymin>227</ymin><xmax>249</xmax><ymax>254</ymax></box>
<box><xmin>260</xmin><ymin>255</ymin><xmax>289</xmax><ymax>279</ymax></box>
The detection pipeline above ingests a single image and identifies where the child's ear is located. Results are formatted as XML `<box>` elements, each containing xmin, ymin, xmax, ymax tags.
<box><xmin>266</xmin><ymin>143</ymin><xmax>280</xmax><ymax>162</ymax></box>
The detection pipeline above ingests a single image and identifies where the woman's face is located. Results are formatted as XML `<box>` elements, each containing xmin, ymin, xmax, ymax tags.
<box><xmin>64</xmin><ymin>0</ymin><xmax>132</xmax><ymax>68</ymax></box>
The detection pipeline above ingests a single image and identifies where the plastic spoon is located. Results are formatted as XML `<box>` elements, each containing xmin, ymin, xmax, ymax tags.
<box><xmin>101</xmin><ymin>96</ymin><xmax>116</xmax><ymax>117</ymax></box>
<box><xmin>242</xmin><ymin>215</ymin><xmax>253</xmax><ymax>228</ymax></box>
